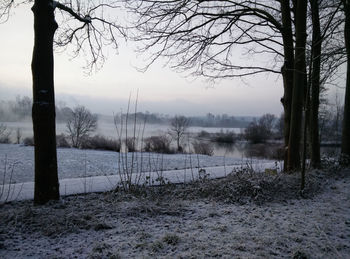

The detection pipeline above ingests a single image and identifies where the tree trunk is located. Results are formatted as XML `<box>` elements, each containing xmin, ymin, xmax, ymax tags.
<box><xmin>280</xmin><ymin>0</ymin><xmax>295</xmax><ymax>171</ymax></box>
<box><xmin>287</xmin><ymin>0</ymin><xmax>308</xmax><ymax>171</ymax></box>
<box><xmin>309</xmin><ymin>0</ymin><xmax>321</xmax><ymax>168</ymax></box>
<box><xmin>32</xmin><ymin>0</ymin><xmax>59</xmax><ymax>204</ymax></box>
<box><xmin>341</xmin><ymin>0</ymin><xmax>350</xmax><ymax>159</ymax></box>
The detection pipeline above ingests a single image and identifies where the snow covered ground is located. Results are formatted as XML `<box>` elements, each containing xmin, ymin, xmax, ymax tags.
<box><xmin>0</xmin><ymin>143</ymin><xmax>270</xmax><ymax>184</ymax></box>
<box><xmin>1</xmin><ymin>169</ymin><xmax>349</xmax><ymax>258</ymax></box>
<box><xmin>0</xmin><ymin>143</ymin><xmax>278</xmax><ymax>202</ymax></box>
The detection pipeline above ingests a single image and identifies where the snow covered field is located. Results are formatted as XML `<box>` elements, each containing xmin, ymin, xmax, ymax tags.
<box><xmin>2</xmin><ymin>143</ymin><xmax>348</xmax><ymax>258</ymax></box>
<box><xmin>0</xmin><ymin>169</ymin><xmax>349</xmax><ymax>258</ymax></box>
<box><xmin>1</xmin><ymin>143</ymin><xmax>278</xmax><ymax>202</ymax></box>
<box><xmin>0</xmin><ymin>143</ymin><xmax>271</xmax><ymax>184</ymax></box>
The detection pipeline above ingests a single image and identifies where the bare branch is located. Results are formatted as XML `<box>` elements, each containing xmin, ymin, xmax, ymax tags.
<box><xmin>123</xmin><ymin>0</ymin><xmax>285</xmax><ymax>80</ymax></box>
<box><xmin>54</xmin><ymin>0</ymin><xmax>126</xmax><ymax>72</ymax></box>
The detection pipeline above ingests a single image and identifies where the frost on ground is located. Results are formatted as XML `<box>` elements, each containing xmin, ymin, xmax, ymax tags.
<box><xmin>0</xmin><ymin>169</ymin><xmax>349</xmax><ymax>258</ymax></box>
<box><xmin>0</xmin><ymin>144</ymin><xmax>261</xmax><ymax>184</ymax></box>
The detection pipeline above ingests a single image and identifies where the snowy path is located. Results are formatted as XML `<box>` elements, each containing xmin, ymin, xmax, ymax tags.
<box><xmin>1</xmin><ymin>143</ymin><xmax>264</xmax><ymax>183</ymax></box>
<box><xmin>0</xmin><ymin>161</ymin><xmax>278</xmax><ymax>202</ymax></box>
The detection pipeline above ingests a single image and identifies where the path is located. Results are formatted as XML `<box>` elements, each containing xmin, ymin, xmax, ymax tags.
<box><xmin>0</xmin><ymin>161</ymin><xmax>278</xmax><ymax>202</ymax></box>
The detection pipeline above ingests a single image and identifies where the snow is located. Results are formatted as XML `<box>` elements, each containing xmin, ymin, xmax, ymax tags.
<box><xmin>2</xmin><ymin>143</ymin><xmax>349</xmax><ymax>258</ymax></box>
<box><xmin>0</xmin><ymin>143</ymin><xmax>278</xmax><ymax>202</ymax></box>
<box><xmin>1</xmin><ymin>162</ymin><xmax>278</xmax><ymax>202</ymax></box>
<box><xmin>0</xmin><ymin>169</ymin><xmax>349</xmax><ymax>258</ymax></box>
<box><xmin>0</xmin><ymin>143</ymin><xmax>267</xmax><ymax>184</ymax></box>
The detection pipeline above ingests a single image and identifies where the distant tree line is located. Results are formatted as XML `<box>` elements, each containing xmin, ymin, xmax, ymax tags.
<box><xmin>113</xmin><ymin>112</ymin><xmax>250</xmax><ymax>128</ymax></box>
<box><xmin>188</xmin><ymin>113</ymin><xmax>250</xmax><ymax>128</ymax></box>
<box><xmin>0</xmin><ymin>95</ymin><xmax>74</xmax><ymax>122</ymax></box>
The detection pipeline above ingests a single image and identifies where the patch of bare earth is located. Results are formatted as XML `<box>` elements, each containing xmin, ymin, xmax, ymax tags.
<box><xmin>0</xmin><ymin>168</ymin><xmax>349</xmax><ymax>258</ymax></box>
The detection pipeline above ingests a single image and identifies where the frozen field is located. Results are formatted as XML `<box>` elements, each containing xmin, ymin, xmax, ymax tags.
<box><xmin>1</xmin><ymin>168</ymin><xmax>349</xmax><ymax>258</ymax></box>
<box><xmin>0</xmin><ymin>144</ymin><xmax>268</xmax><ymax>184</ymax></box>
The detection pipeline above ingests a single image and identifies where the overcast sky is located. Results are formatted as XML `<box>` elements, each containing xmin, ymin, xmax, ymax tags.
<box><xmin>0</xmin><ymin>4</ymin><xmax>343</xmax><ymax>117</ymax></box>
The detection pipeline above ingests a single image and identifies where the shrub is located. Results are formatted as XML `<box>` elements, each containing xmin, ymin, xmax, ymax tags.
<box><xmin>162</xmin><ymin>233</ymin><xmax>180</xmax><ymax>245</ymax></box>
<box><xmin>245</xmin><ymin>114</ymin><xmax>276</xmax><ymax>143</ymax></box>
<box><xmin>23</xmin><ymin>135</ymin><xmax>72</xmax><ymax>148</ymax></box>
<box><xmin>197</xmin><ymin>130</ymin><xmax>211</xmax><ymax>138</ymax></box>
<box><xmin>244</xmin><ymin>122</ymin><xmax>267</xmax><ymax>144</ymax></box>
<box><xmin>23</xmin><ymin>137</ymin><xmax>34</xmax><ymax>146</ymax></box>
<box><xmin>0</xmin><ymin>123</ymin><xmax>11</xmax><ymax>144</ymax></box>
<box><xmin>244</xmin><ymin>143</ymin><xmax>284</xmax><ymax>160</ymax></box>
<box><xmin>192</xmin><ymin>141</ymin><xmax>214</xmax><ymax>156</ymax></box>
<box><xmin>81</xmin><ymin>135</ymin><xmax>121</xmax><ymax>152</ymax></box>
<box><xmin>125</xmin><ymin>137</ymin><xmax>137</xmax><ymax>152</ymax></box>
<box><xmin>144</xmin><ymin>135</ymin><xmax>173</xmax><ymax>154</ymax></box>
<box><xmin>56</xmin><ymin>134</ymin><xmax>70</xmax><ymax>148</ymax></box>
<box><xmin>213</xmin><ymin>130</ymin><xmax>236</xmax><ymax>143</ymax></box>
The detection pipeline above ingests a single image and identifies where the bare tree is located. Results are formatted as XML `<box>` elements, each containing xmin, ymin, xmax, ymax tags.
<box><xmin>170</xmin><ymin>115</ymin><xmax>189</xmax><ymax>152</ymax></box>
<box><xmin>288</xmin><ymin>0</ymin><xmax>308</xmax><ymax>171</ymax></box>
<box><xmin>1</xmin><ymin>0</ymin><xmax>124</xmax><ymax>204</ymax></box>
<box><xmin>16</xmin><ymin>128</ymin><xmax>22</xmax><ymax>144</ymax></box>
<box><xmin>66</xmin><ymin>106</ymin><xmax>98</xmax><ymax>148</ymax></box>
<box><xmin>123</xmin><ymin>0</ymin><xmax>346</xmax><ymax>171</ymax></box>
<box><xmin>341</xmin><ymin>0</ymin><xmax>350</xmax><ymax>160</ymax></box>
<box><xmin>306</xmin><ymin>0</ymin><xmax>345</xmax><ymax>169</ymax></box>
<box><xmin>124</xmin><ymin>1</ymin><xmax>283</xmax><ymax>78</ymax></box>
<box><xmin>122</xmin><ymin>0</ymin><xmax>301</xmax><ymax>169</ymax></box>
<box><xmin>0</xmin><ymin>123</ymin><xmax>11</xmax><ymax>143</ymax></box>
<box><xmin>245</xmin><ymin>114</ymin><xmax>276</xmax><ymax>144</ymax></box>
<box><xmin>12</xmin><ymin>96</ymin><xmax>32</xmax><ymax>119</ymax></box>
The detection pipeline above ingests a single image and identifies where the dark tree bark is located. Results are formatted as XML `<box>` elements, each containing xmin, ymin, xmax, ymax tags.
<box><xmin>31</xmin><ymin>0</ymin><xmax>59</xmax><ymax>204</ymax></box>
<box><xmin>341</xmin><ymin>0</ymin><xmax>350</xmax><ymax>159</ymax></box>
<box><xmin>280</xmin><ymin>0</ymin><xmax>295</xmax><ymax>170</ymax></box>
<box><xmin>309</xmin><ymin>0</ymin><xmax>322</xmax><ymax>168</ymax></box>
<box><xmin>287</xmin><ymin>0</ymin><xmax>308</xmax><ymax>171</ymax></box>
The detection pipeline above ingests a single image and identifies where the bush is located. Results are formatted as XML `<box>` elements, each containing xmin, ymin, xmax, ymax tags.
<box><xmin>213</xmin><ymin>131</ymin><xmax>236</xmax><ymax>143</ymax></box>
<box><xmin>144</xmin><ymin>135</ymin><xmax>173</xmax><ymax>154</ymax></box>
<box><xmin>56</xmin><ymin>134</ymin><xmax>70</xmax><ymax>148</ymax></box>
<box><xmin>23</xmin><ymin>135</ymin><xmax>72</xmax><ymax>148</ymax></box>
<box><xmin>125</xmin><ymin>137</ymin><xmax>137</xmax><ymax>152</ymax></box>
<box><xmin>197</xmin><ymin>130</ymin><xmax>211</xmax><ymax>138</ymax></box>
<box><xmin>192</xmin><ymin>141</ymin><xmax>214</xmax><ymax>156</ymax></box>
<box><xmin>245</xmin><ymin>114</ymin><xmax>276</xmax><ymax>143</ymax></box>
<box><xmin>244</xmin><ymin>123</ymin><xmax>267</xmax><ymax>143</ymax></box>
<box><xmin>23</xmin><ymin>137</ymin><xmax>34</xmax><ymax>146</ymax></box>
<box><xmin>244</xmin><ymin>143</ymin><xmax>284</xmax><ymax>160</ymax></box>
<box><xmin>80</xmin><ymin>135</ymin><xmax>121</xmax><ymax>151</ymax></box>
<box><xmin>0</xmin><ymin>123</ymin><xmax>11</xmax><ymax>144</ymax></box>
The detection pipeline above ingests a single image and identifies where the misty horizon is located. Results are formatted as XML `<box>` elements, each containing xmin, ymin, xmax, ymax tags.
<box><xmin>0</xmin><ymin>83</ymin><xmax>284</xmax><ymax>118</ymax></box>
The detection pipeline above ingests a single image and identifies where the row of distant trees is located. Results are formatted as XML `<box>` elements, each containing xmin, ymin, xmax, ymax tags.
<box><xmin>1</xmin><ymin>95</ymin><xmax>344</xmax><ymax>146</ymax></box>
<box><xmin>0</xmin><ymin>96</ymin><xmax>32</xmax><ymax>121</ymax></box>
<box><xmin>0</xmin><ymin>105</ymin><xmax>98</xmax><ymax>147</ymax></box>
<box><xmin>0</xmin><ymin>96</ymin><xmax>74</xmax><ymax>122</ymax></box>
<box><xmin>245</xmin><ymin>107</ymin><xmax>344</xmax><ymax>144</ymax></box>
<box><xmin>111</xmin><ymin>112</ymin><xmax>251</xmax><ymax>128</ymax></box>
<box><xmin>1</xmin><ymin>96</ymin><xmax>249</xmax><ymax>128</ymax></box>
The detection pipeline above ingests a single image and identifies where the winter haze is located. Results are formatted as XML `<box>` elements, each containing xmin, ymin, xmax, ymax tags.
<box><xmin>0</xmin><ymin>5</ymin><xmax>286</xmax><ymax>117</ymax></box>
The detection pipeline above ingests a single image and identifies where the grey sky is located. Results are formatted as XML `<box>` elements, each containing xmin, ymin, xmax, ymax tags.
<box><xmin>1</xmin><ymin>4</ymin><xmax>337</xmax><ymax>117</ymax></box>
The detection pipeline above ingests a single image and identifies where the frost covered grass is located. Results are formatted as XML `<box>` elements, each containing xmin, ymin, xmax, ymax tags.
<box><xmin>0</xmin><ymin>143</ymin><xmax>262</xmax><ymax>184</ymax></box>
<box><xmin>0</xmin><ymin>168</ymin><xmax>349</xmax><ymax>258</ymax></box>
